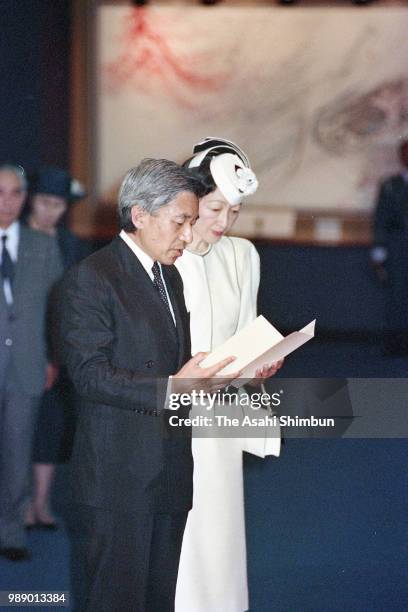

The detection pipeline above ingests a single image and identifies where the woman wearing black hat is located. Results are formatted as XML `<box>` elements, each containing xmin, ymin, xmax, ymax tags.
<box><xmin>24</xmin><ymin>167</ymin><xmax>90</xmax><ymax>528</ymax></box>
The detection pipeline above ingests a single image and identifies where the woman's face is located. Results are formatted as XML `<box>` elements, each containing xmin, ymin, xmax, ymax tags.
<box><xmin>194</xmin><ymin>187</ymin><xmax>241</xmax><ymax>244</ymax></box>
<box><xmin>31</xmin><ymin>193</ymin><xmax>68</xmax><ymax>231</ymax></box>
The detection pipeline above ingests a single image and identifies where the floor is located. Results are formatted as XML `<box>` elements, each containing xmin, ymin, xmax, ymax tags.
<box><xmin>1</xmin><ymin>339</ymin><xmax>407</xmax><ymax>611</ymax></box>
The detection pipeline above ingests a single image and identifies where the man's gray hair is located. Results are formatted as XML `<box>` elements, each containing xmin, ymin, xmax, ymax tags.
<box><xmin>118</xmin><ymin>158</ymin><xmax>200</xmax><ymax>232</ymax></box>
<box><xmin>0</xmin><ymin>164</ymin><xmax>27</xmax><ymax>190</ymax></box>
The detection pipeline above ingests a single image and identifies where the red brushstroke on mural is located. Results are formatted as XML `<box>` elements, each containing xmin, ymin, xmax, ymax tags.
<box><xmin>104</xmin><ymin>8</ymin><xmax>225</xmax><ymax>108</ymax></box>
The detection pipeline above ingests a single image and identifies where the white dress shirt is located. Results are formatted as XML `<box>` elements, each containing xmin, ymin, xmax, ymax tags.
<box><xmin>0</xmin><ymin>221</ymin><xmax>20</xmax><ymax>305</ymax></box>
<box><xmin>119</xmin><ymin>229</ymin><xmax>176</xmax><ymax>324</ymax></box>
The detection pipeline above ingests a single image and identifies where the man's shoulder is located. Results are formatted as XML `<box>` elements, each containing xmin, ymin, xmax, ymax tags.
<box><xmin>64</xmin><ymin>239</ymin><xmax>120</xmax><ymax>285</ymax></box>
<box><xmin>382</xmin><ymin>174</ymin><xmax>405</xmax><ymax>189</ymax></box>
<box><xmin>216</xmin><ymin>235</ymin><xmax>258</xmax><ymax>266</ymax></box>
<box><xmin>378</xmin><ymin>175</ymin><xmax>408</xmax><ymax>205</ymax></box>
<box><xmin>79</xmin><ymin>237</ymin><xmax>122</xmax><ymax>267</ymax></box>
<box><xmin>226</xmin><ymin>235</ymin><xmax>256</xmax><ymax>256</ymax></box>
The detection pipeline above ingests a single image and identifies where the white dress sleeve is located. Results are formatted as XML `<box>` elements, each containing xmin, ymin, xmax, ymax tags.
<box><xmin>230</xmin><ymin>237</ymin><xmax>281</xmax><ymax>458</ymax></box>
<box><xmin>235</xmin><ymin>238</ymin><xmax>260</xmax><ymax>330</ymax></box>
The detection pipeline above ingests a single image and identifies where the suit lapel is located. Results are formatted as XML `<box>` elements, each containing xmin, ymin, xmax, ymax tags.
<box><xmin>113</xmin><ymin>238</ymin><xmax>179</xmax><ymax>357</ymax></box>
<box><xmin>0</xmin><ymin>279</ymin><xmax>7</xmax><ymax>309</ymax></box>
<box><xmin>162</xmin><ymin>266</ymin><xmax>187</xmax><ymax>370</ymax></box>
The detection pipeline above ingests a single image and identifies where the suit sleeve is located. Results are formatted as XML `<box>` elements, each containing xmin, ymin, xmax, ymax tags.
<box><xmin>236</xmin><ymin>240</ymin><xmax>260</xmax><ymax>330</ymax></box>
<box><xmin>60</xmin><ymin>263</ymin><xmax>167</xmax><ymax>413</ymax></box>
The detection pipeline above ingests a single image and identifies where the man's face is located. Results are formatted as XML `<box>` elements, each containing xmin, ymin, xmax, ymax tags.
<box><xmin>0</xmin><ymin>170</ymin><xmax>26</xmax><ymax>229</ymax></box>
<box><xmin>131</xmin><ymin>191</ymin><xmax>198</xmax><ymax>265</ymax></box>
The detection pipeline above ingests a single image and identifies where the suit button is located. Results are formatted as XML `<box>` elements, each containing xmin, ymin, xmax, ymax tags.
<box><xmin>8</xmin><ymin>314</ymin><xmax>16</xmax><ymax>322</ymax></box>
<box><xmin>5</xmin><ymin>338</ymin><xmax>13</xmax><ymax>346</ymax></box>
<box><xmin>146</xmin><ymin>360</ymin><xmax>154</xmax><ymax>368</ymax></box>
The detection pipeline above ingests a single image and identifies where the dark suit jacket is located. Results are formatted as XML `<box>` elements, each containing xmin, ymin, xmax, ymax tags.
<box><xmin>373</xmin><ymin>175</ymin><xmax>408</xmax><ymax>251</ymax></box>
<box><xmin>60</xmin><ymin>237</ymin><xmax>193</xmax><ymax>514</ymax></box>
<box><xmin>0</xmin><ymin>224</ymin><xmax>63</xmax><ymax>396</ymax></box>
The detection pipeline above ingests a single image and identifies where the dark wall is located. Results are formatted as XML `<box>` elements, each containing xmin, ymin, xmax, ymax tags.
<box><xmin>0</xmin><ymin>0</ymin><xmax>70</xmax><ymax>171</ymax></box>
<box><xmin>257</xmin><ymin>244</ymin><xmax>384</xmax><ymax>337</ymax></box>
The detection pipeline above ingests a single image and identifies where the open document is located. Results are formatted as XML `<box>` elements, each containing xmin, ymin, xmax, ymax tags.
<box><xmin>201</xmin><ymin>316</ymin><xmax>316</xmax><ymax>386</ymax></box>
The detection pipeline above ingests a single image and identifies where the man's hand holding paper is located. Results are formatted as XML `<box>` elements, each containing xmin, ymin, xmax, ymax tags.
<box><xmin>172</xmin><ymin>352</ymin><xmax>242</xmax><ymax>395</ymax></box>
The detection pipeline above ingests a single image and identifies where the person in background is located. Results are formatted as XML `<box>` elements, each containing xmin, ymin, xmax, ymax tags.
<box><xmin>0</xmin><ymin>164</ymin><xmax>62</xmax><ymax>561</ymax></box>
<box><xmin>175</xmin><ymin>138</ymin><xmax>282</xmax><ymax>612</ymax></box>
<box><xmin>24</xmin><ymin>167</ymin><xmax>89</xmax><ymax>528</ymax></box>
<box><xmin>372</xmin><ymin>139</ymin><xmax>408</xmax><ymax>355</ymax></box>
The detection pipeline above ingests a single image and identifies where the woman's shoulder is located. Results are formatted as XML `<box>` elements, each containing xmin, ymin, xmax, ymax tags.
<box><xmin>226</xmin><ymin>235</ymin><xmax>257</xmax><ymax>253</ymax></box>
<box><xmin>219</xmin><ymin>236</ymin><xmax>259</xmax><ymax>263</ymax></box>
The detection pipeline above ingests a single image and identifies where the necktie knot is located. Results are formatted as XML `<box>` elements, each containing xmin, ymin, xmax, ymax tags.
<box><xmin>1</xmin><ymin>234</ymin><xmax>14</xmax><ymax>307</ymax></box>
<box><xmin>1</xmin><ymin>234</ymin><xmax>14</xmax><ymax>283</ymax></box>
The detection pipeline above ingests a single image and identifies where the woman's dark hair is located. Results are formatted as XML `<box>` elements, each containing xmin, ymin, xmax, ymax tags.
<box><xmin>183</xmin><ymin>156</ymin><xmax>217</xmax><ymax>198</ymax></box>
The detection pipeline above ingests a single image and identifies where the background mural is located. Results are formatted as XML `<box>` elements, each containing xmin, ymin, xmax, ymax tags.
<box><xmin>96</xmin><ymin>5</ymin><xmax>408</xmax><ymax>238</ymax></box>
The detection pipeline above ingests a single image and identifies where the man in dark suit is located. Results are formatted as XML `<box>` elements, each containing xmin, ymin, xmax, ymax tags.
<box><xmin>60</xmin><ymin>159</ymin><xmax>237</xmax><ymax>612</ymax></box>
<box><xmin>0</xmin><ymin>164</ymin><xmax>62</xmax><ymax>561</ymax></box>
<box><xmin>372</xmin><ymin>139</ymin><xmax>408</xmax><ymax>354</ymax></box>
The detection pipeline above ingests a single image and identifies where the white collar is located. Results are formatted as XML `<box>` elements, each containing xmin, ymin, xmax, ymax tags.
<box><xmin>119</xmin><ymin>229</ymin><xmax>156</xmax><ymax>281</ymax></box>
<box><xmin>119</xmin><ymin>229</ymin><xmax>176</xmax><ymax>324</ymax></box>
<box><xmin>0</xmin><ymin>220</ymin><xmax>19</xmax><ymax>239</ymax></box>
<box><xmin>0</xmin><ymin>221</ymin><xmax>20</xmax><ymax>261</ymax></box>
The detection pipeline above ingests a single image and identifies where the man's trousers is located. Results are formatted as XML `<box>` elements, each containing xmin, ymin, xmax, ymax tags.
<box><xmin>79</xmin><ymin>505</ymin><xmax>188</xmax><ymax>612</ymax></box>
<box><xmin>0</xmin><ymin>363</ymin><xmax>39</xmax><ymax>547</ymax></box>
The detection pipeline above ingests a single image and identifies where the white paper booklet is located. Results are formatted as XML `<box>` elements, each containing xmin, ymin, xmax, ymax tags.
<box><xmin>200</xmin><ymin>316</ymin><xmax>315</xmax><ymax>385</ymax></box>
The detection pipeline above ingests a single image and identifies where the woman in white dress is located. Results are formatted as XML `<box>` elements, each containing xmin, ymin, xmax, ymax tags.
<box><xmin>175</xmin><ymin>138</ymin><xmax>282</xmax><ymax>612</ymax></box>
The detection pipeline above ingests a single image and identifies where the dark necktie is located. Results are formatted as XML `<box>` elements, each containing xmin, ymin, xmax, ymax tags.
<box><xmin>1</xmin><ymin>235</ymin><xmax>14</xmax><ymax>284</ymax></box>
<box><xmin>152</xmin><ymin>261</ymin><xmax>174</xmax><ymax>324</ymax></box>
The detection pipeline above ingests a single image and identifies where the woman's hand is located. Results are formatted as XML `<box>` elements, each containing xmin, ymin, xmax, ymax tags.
<box><xmin>246</xmin><ymin>359</ymin><xmax>284</xmax><ymax>387</ymax></box>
